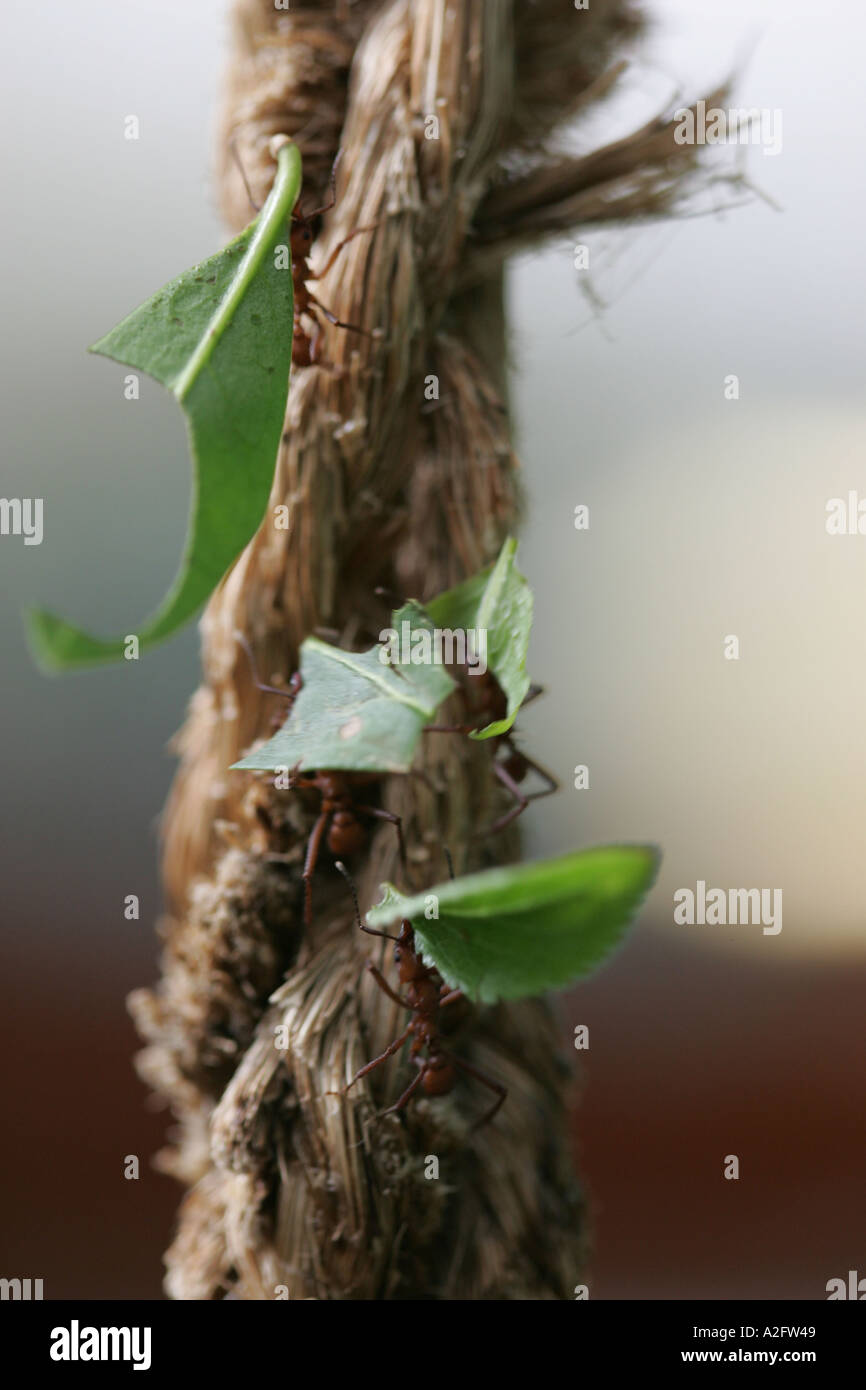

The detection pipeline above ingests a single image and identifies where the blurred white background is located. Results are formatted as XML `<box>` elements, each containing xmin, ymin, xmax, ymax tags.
<box><xmin>514</xmin><ymin>0</ymin><xmax>866</xmax><ymax>957</ymax></box>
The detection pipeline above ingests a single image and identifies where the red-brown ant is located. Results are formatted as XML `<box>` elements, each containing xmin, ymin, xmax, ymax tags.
<box><xmin>333</xmin><ymin>860</ymin><xmax>506</xmax><ymax>1128</ymax></box>
<box><xmin>230</xmin><ymin>136</ymin><xmax>376</xmax><ymax>370</ymax></box>
<box><xmin>289</xmin><ymin>193</ymin><xmax>377</xmax><ymax>370</ymax></box>
<box><xmin>235</xmin><ymin>632</ymin><xmax>405</xmax><ymax>927</ymax></box>
<box><xmin>369</xmin><ymin>585</ymin><xmax>558</xmax><ymax>835</ymax></box>
<box><xmin>235</xmin><ymin>630</ymin><xmax>303</xmax><ymax>731</ymax></box>
<box><xmin>426</xmin><ymin>669</ymin><xmax>558</xmax><ymax>835</ymax></box>
<box><xmin>292</xmin><ymin>769</ymin><xmax>405</xmax><ymax>928</ymax></box>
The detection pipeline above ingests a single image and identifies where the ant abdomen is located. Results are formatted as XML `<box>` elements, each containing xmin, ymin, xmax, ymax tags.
<box><xmin>336</xmin><ymin>880</ymin><xmax>505</xmax><ymax>1125</ymax></box>
<box><xmin>326</xmin><ymin>810</ymin><xmax>366</xmax><ymax>857</ymax></box>
<box><xmin>503</xmin><ymin>749</ymin><xmax>528</xmax><ymax>783</ymax></box>
<box><xmin>422</xmin><ymin>1057</ymin><xmax>455</xmax><ymax>1096</ymax></box>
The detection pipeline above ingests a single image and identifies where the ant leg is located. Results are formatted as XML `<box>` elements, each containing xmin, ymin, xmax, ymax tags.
<box><xmin>286</xmin><ymin>760</ymin><xmax>317</xmax><ymax>793</ymax></box>
<box><xmin>307</xmin><ymin>224</ymin><xmax>379</xmax><ymax>281</ymax></box>
<box><xmin>228</xmin><ymin>136</ymin><xmax>261</xmax><ymax>212</ymax></box>
<box><xmin>234</xmin><ymin>630</ymin><xmax>296</xmax><ymax>701</ymax></box>
<box><xmin>474</xmin><ymin>761</ymin><xmax>528</xmax><ymax>838</ymax></box>
<box><xmin>520</xmin><ymin>683</ymin><xmax>545</xmax><ymax>710</ymax></box>
<box><xmin>507</xmin><ymin>743</ymin><xmax>559</xmax><ymax>801</ymax></box>
<box><xmin>334</xmin><ymin>860</ymin><xmax>401</xmax><ymax>942</ymax></box>
<box><xmin>425</xmin><ymin>696</ymin><xmax>543</xmax><ymax>737</ymax></box>
<box><xmin>300</xmin><ymin>149</ymin><xmax>343</xmax><ymax>220</ymax></box>
<box><xmin>307</xmin><ymin>295</ymin><xmax>374</xmax><ymax>339</ymax></box>
<box><xmin>355</xmin><ymin>805</ymin><xmax>406</xmax><ymax>869</ymax></box>
<box><xmin>302</xmin><ymin>811</ymin><xmax>330</xmax><ymax>928</ymax></box>
<box><xmin>439</xmin><ymin>988</ymin><xmax>463</xmax><ymax>1008</ymax></box>
<box><xmin>342</xmin><ymin>1024</ymin><xmax>413</xmax><ymax>1093</ymax></box>
<box><xmin>448</xmin><ymin>1053</ymin><xmax>507</xmax><ymax>1129</ymax></box>
<box><xmin>382</xmin><ymin>1065</ymin><xmax>426</xmax><ymax>1115</ymax></box>
<box><xmin>365</xmin><ymin>962</ymin><xmax>411</xmax><ymax>1010</ymax></box>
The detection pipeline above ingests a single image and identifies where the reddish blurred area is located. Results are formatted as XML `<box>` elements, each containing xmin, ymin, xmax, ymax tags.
<box><xmin>0</xmin><ymin>914</ymin><xmax>176</xmax><ymax>1301</ymax></box>
<box><xmin>565</xmin><ymin>925</ymin><xmax>866</xmax><ymax>1300</ymax></box>
<box><xmin>2</xmin><ymin>909</ymin><xmax>863</xmax><ymax>1300</ymax></box>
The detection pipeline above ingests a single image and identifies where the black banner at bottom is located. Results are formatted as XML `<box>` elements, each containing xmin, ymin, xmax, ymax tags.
<box><xmin>0</xmin><ymin>1299</ymin><xmax>860</xmax><ymax>1375</ymax></box>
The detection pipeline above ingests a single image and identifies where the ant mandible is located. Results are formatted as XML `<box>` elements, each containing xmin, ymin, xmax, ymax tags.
<box><xmin>235</xmin><ymin>632</ymin><xmax>406</xmax><ymax>928</ymax></box>
<box><xmin>426</xmin><ymin>669</ymin><xmax>559</xmax><ymax>836</ymax></box>
<box><xmin>332</xmin><ymin>860</ymin><xmax>506</xmax><ymax>1128</ymax></box>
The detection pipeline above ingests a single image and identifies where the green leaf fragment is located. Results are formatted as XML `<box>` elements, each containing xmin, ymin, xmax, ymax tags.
<box><xmin>426</xmin><ymin>536</ymin><xmax>532</xmax><ymax>739</ymax></box>
<box><xmin>26</xmin><ymin>141</ymin><xmax>303</xmax><ymax>671</ymax></box>
<box><xmin>366</xmin><ymin>845</ymin><xmax>660</xmax><ymax>1003</ymax></box>
<box><xmin>232</xmin><ymin>604</ymin><xmax>456</xmax><ymax>774</ymax></box>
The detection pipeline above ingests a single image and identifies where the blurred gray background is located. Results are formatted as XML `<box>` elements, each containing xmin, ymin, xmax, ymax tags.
<box><xmin>2</xmin><ymin>0</ymin><xmax>864</xmax><ymax>1298</ymax></box>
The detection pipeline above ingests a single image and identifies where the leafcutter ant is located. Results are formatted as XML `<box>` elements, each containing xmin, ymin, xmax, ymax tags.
<box><xmin>235</xmin><ymin>630</ymin><xmax>303</xmax><ymax>731</ymax></box>
<box><xmin>235</xmin><ymin>632</ymin><xmax>405</xmax><ymax>928</ymax></box>
<box><xmin>231</xmin><ymin>136</ymin><xmax>377</xmax><ymax>370</ymax></box>
<box><xmin>426</xmin><ymin>669</ymin><xmax>558</xmax><ymax>835</ymax></box>
<box><xmin>289</xmin><ymin>186</ymin><xmax>378</xmax><ymax>370</ymax></box>
<box><xmin>369</xmin><ymin>584</ymin><xmax>558</xmax><ymax>836</ymax></box>
<box><xmin>332</xmin><ymin>860</ymin><xmax>506</xmax><ymax>1128</ymax></box>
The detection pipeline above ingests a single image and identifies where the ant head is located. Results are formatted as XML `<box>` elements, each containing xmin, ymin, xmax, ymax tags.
<box><xmin>327</xmin><ymin>810</ymin><xmax>365</xmax><ymax>859</ymax></box>
<box><xmin>290</xmin><ymin>216</ymin><xmax>313</xmax><ymax>253</ymax></box>
<box><xmin>393</xmin><ymin>919</ymin><xmax>413</xmax><ymax>966</ymax></box>
<box><xmin>318</xmin><ymin>770</ymin><xmax>347</xmax><ymax>798</ymax></box>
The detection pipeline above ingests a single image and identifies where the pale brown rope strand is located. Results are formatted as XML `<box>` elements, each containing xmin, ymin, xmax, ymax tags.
<box><xmin>131</xmin><ymin>0</ymin><xmax>726</xmax><ymax>1299</ymax></box>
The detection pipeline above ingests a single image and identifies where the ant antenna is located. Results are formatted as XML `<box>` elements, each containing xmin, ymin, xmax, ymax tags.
<box><xmin>334</xmin><ymin>862</ymin><xmax>399</xmax><ymax>942</ymax></box>
<box><xmin>301</xmin><ymin>148</ymin><xmax>344</xmax><ymax>222</ymax></box>
<box><xmin>234</xmin><ymin>630</ymin><xmax>294</xmax><ymax>700</ymax></box>
<box><xmin>443</xmin><ymin>846</ymin><xmax>455</xmax><ymax>882</ymax></box>
<box><xmin>228</xmin><ymin>135</ymin><xmax>261</xmax><ymax>213</ymax></box>
<box><xmin>334</xmin><ymin>860</ymin><xmax>362</xmax><ymax>926</ymax></box>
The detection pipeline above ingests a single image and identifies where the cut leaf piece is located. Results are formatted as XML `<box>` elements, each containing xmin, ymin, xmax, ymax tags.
<box><xmin>366</xmin><ymin>845</ymin><xmax>660</xmax><ymax>1003</ymax></box>
<box><xmin>26</xmin><ymin>140</ymin><xmax>303</xmax><ymax>671</ymax></box>
<box><xmin>233</xmin><ymin>605</ymin><xmax>456</xmax><ymax>775</ymax></box>
<box><xmin>425</xmin><ymin>536</ymin><xmax>532</xmax><ymax>739</ymax></box>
